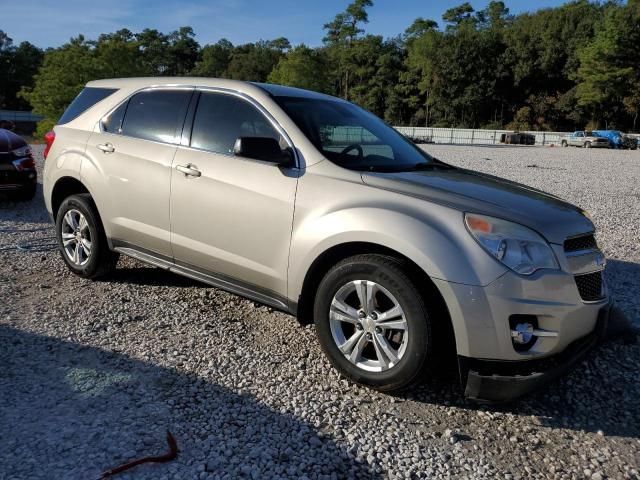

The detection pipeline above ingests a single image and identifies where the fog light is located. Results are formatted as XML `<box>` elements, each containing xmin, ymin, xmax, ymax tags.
<box><xmin>512</xmin><ymin>323</ymin><xmax>534</xmax><ymax>344</ymax></box>
<box><xmin>509</xmin><ymin>314</ymin><xmax>559</xmax><ymax>352</ymax></box>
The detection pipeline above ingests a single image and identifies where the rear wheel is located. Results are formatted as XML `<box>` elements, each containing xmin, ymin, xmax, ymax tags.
<box><xmin>314</xmin><ymin>254</ymin><xmax>432</xmax><ymax>392</ymax></box>
<box><xmin>561</xmin><ymin>140</ymin><xmax>568</xmax><ymax>148</ymax></box>
<box><xmin>585</xmin><ymin>141</ymin><xmax>592</xmax><ymax>148</ymax></box>
<box><xmin>55</xmin><ymin>194</ymin><xmax>119</xmax><ymax>279</ymax></box>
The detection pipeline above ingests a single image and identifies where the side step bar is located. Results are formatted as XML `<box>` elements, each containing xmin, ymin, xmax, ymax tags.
<box><xmin>114</xmin><ymin>246</ymin><xmax>290</xmax><ymax>312</ymax></box>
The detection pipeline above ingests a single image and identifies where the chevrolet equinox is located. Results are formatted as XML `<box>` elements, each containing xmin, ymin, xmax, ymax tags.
<box><xmin>43</xmin><ymin>78</ymin><xmax>611</xmax><ymax>401</ymax></box>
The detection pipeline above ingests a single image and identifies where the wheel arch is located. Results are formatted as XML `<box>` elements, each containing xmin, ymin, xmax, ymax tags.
<box><xmin>50</xmin><ymin>177</ymin><xmax>111</xmax><ymax>246</ymax></box>
<box><xmin>51</xmin><ymin>176</ymin><xmax>90</xmax><ymax>219</ymax></box>
<box><xmin>294</xmin><ymin>241</ymin><xmax>458</xmax><ymax>360</ymax></box>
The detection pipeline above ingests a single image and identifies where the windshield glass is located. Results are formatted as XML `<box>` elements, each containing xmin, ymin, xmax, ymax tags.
<box><xmin>273</xmin><ymin>96</ymin><xmax>436</xmax><ymax>171</ymax></box>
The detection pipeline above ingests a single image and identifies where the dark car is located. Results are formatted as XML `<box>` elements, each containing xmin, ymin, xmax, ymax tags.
<box><xmin>0</xmin><ymin>129</ymin><xmax>37</xmax><ymax>200</ymax></box>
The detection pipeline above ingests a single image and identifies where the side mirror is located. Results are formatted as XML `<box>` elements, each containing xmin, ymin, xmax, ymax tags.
<box><xmin>233</xmin><ymin>137</ymin><xmax>293</xmax><ymax>166</ymax></box>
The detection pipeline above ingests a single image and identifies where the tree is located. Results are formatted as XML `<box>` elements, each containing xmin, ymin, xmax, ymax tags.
<box><xmin>404</xmin><ymin>18</ymin><xmax>438</xmax><ymax>41</ymax></box>
<box><xmin>623</xmin><ymin>85</ymin><xmax>640</xmax><ymax>132</ymax></box>
<box><xmin>576</xmin><ymin>0</ymin><xmax>640</xmax><ymax>129</ymax></box>
<box><xmin>225</xmin><ymin>40</ymin><xmax>289</xmax><ymax>81</ymax></box>
<box><xmin>0</xmin><ymin>31</ymin><xmax>43</xmax><ymax>110</ymax></box>
<box><xmin>267</xmin><ymin>45</ymin><xmax>330</xmax><ymax>92</ymax></box>
<box><xmin>442</xmin><ymin>2</ymin><xmax>476</xmax><ymax>29</ymax></box>
<box><xmin>136</xmin><ymin>29</ymin><xmax>171</xmax><ymax>74</ymax></box>
<box><xmin>191</xmin><ymin>39</ymin><xmax>234</xmax><ymax>77</ymax></box>
<box><xmin>166</xmin><ymin>27</ymin><xmax>200</xmax><ymax>75</ymax></box>
<box><xmin>323</xmin><ymin>0</ymin><xmax>374</xmax><ymax>99</ymax></box>
<box><xmin>477</xmin><ymin>1</ymin><xmax>512</xmax><ymax>30</ymax></box>
<box><xmin>92</xmin><ymin>29</ymin><xmax>149</xmax><ymax>78</ymax></box>
<box><xmin>19</xmin><ymin>36</ymin><xmax>97</xmax><ymax>133</ymax></box>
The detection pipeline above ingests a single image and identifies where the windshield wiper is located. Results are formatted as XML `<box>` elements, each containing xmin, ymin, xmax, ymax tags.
<box><xmin>401</xmin><ymin>162</ymin><xmax>455</xmax><ymax>172</ymax></box>
<box><xmin>357</xmin><ymin>162</ymin><xmax>454</xmax><ymax>173</ymax></box>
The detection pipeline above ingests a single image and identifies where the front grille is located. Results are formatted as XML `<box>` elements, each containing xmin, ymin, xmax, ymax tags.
<box><xmin>575</xmin><ymin>271</ymin><xmax>604</xmax><ymax>302</ymax></box>
<box><xmin>564</xmin><ymin>234</ymin><xmax>597</xmax><ymax>252</ymax></box>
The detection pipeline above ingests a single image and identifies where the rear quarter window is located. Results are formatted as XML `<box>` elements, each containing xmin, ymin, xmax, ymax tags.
<box><xmin>58</xmin><ymin>87</ymin><xmax>117</xmax><ymax>125</ymax></box>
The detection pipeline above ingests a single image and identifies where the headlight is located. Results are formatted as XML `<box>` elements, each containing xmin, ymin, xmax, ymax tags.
<box><xmin>11</xmin><ymin>146</ymin><xmax>32</xmax><ymax>157</ymax></box>
<box><xmin>465</xmin><ymin>213</ymin><xmax>559</xmax><ymax>275</ymax></box>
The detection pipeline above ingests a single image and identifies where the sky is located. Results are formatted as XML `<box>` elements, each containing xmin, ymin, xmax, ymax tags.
<box><xmin>2</xmin><ymin>0</ymin><xmax>567</xmax><ymax>49</ymax></box>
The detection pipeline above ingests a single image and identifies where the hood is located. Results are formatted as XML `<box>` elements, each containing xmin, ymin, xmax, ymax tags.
<box><xmin>361</xmin><ymin>167</ymin><xmax>594</xmax><ymax>244</ymax></box>
<box><xmin>0</xmin><ymin>129</ymin><xmax>27</xmax><ymax>154</ymax></box>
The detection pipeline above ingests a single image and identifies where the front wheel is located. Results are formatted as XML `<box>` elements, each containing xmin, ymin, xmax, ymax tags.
<box><xmin>314</xmin><ymin>254</ymin><xmax>432</xmax><ymax>392</ymax></box>
<box><xmin>55</xmin><ymin>194</ymin><xmax>119</xmax><ymax>279</ymax></box>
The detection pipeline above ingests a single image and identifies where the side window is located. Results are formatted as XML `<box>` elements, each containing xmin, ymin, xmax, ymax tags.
<box><xmin>59</xmin><ymin>87</ymin><xmax>117</xmax><ymax>124</ymax></box>
<box><xmin>191</xmin><ymin>92</ymin><xmax>282</xmax><ymax>155</ymax></box>
<box><xmin>121</xmin><ymin>89</ymin><xmax>192</xmax><ymax>144</ymax></box>
<box><xmin>101</xmin><ymin>101</ymin><xmax>128</xmax><ymax>134</ymax></box>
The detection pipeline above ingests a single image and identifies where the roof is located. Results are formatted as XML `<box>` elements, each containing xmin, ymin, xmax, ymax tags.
<box><xmin>251</xmin><ymin>82</ymin><xmax>345</xmax><ymax>102</ymax></box>
<box><xmin>0</xmin><ymin>129</ymin><xmax>27</xmax><ymax>153</ymax></box>
<box><xmin>86</xmin><ymin>77</ymin><xmax>342</xmax><ymax>102</ymax></box>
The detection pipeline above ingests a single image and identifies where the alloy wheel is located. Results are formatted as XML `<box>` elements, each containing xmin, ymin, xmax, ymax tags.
<box><xmin>61</xmin><ymin>209</ymin><xmax>92</xmax><ymax>266</ymax></box>
<box><xmin>329</xmin><ymin>280</ymin><xmax>409</xmax><ymax>372</ymax></box>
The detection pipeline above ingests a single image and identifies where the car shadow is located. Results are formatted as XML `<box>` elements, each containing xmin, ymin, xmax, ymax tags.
<box><xmin>101</xmin><ymin>265</ymin><xmax>205</xmax><ymax>289</ymax></box>
<box><xmin>51</xmin><ymin>257</ymin><xmax>640</xmax><ymax>443</ymax></box>
<box><xmin>0</xmin><ymin>326</ymin><xmax>380</xmax><ymax>479</ymax></box>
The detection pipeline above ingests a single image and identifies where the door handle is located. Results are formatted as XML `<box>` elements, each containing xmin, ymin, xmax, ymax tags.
<box><xmin>97</xmin><ymin>143</ymin><xmax>115</xmax><ymax>153</ymax></box>
<box><xmin>176</xmin><ymin>164</ymin><xmax>202</xmax><ymax>177</ymax></box>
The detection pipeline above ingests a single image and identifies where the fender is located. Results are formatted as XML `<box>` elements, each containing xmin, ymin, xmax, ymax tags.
<box><xmin>288</xmin><ymin>205</ymin><xmax>508</xmax><ymax>303</ymax></box>
<box><xmin>43</xmin><ymin>126</ymin><xmax>93</xmax><ymax>217</ymax></box>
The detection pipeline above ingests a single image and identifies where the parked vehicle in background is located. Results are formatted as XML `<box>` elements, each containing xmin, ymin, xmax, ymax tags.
<box><xmin>0</xmin><ymin>128</ymin><xmax>37</xmax><ymax>200</ymax></box>
<box><xmin>43</xmin><ymin>78</ymin><xmax>611</xmax><ymax>401</ymax></box>
<box><xmin>500</xmin><ymin>132</ymin><xmax>535</xmax><ymax>145</ymax></box>
<box><xmin>592</xmin><ymin>130</ymin><xmax>638</xmax><ymax>150</ymax></box>
<box><xmin>560</xmin><ymin>131</ymin><xmax>610</xmax><ymax>148</ymax></box>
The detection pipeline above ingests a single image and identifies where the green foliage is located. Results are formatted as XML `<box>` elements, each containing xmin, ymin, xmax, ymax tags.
<box><xmin>268</xmin><ymin>45</ymin><xmax>331</xmax><ymax>92</ymax></box>
<box><xmin>19</xmin><ymin>36</ymin><xmax>99</xmax><ymax>122</ymax></box>
<box><xmin>575</xmin><ymin>0</ymin><xmax>640</xmax><ymax>128</ymax></box>
<box><xmin>225</xmin><ymin>39</ymin><xmax>290</xmax><ymax>82</ymax></box>
<box><xmin>191</xmin><ymin>39</ymin><xmax>234</xmax><ymax>77</ymax></box>
<box><xmin>35</xmin><ymin>118</ymin><xmax>56</xmax><ymax>138</ymax></box>
<box><xmin>0</xmin><ymin>31</ymin><xmax>43</xmax><ymax>110</ymax></box>
<box><xmin>5</xmin><ymin>1</ymin><xmax>640</xmax><ymax>132</ymax></box>
<box><xmin>323</xmin><ymin>0</ymin><xmax>374</xmax><ymax>99</ymax></box>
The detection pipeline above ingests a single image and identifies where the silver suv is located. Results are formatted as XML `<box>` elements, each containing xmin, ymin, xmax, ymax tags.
<box><xmin>43</xmin><ymin>78</ymin><xmax>611</xmax><ymax>401</ymax></box>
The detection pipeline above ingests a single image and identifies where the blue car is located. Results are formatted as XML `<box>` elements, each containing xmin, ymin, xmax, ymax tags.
<box><xmin>593</xmin><ymin>130</ymin><xmax>638</xmax><ymax>150</ymax></box>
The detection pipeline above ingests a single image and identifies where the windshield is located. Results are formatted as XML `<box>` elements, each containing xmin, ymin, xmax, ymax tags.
<box><xmin>273</xmin><ymin>96</ymin><xmax>437</xmax><ymax>172</ymax></box>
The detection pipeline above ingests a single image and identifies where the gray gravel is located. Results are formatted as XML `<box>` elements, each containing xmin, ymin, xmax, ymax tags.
<box><xmin>1</xmin><ymin>144</ymin><xmax>639</xmax><ymax>480</ymax></box>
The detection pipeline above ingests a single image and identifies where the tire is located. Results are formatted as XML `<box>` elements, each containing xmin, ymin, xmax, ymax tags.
<box><xmin>561</xmin><ymin>140</ymin><xmax>568</xmax><ymax>148</ymax></box>
<box><xmin>55</xmin><ymin>194</ymin><xmax>119</xmax><ymax>279</ymax></box>
<box><xmin>314</xmin><ymin>254</ymin><xmax>432</xmax><ymax>392</ymax></box>
<box><xmin>585</xmin><ymin>141</ymin><xmax>592</xmax><ymax>148</ymax></box>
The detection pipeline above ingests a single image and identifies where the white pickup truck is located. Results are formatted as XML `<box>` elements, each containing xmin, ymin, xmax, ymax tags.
<box><xmin>561</xmin><ymin>131</ymin><xmax>610</xmax><ymax>148</ymax></box>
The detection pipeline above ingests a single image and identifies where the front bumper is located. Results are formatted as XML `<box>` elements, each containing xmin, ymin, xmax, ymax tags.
<box><xmin>461</xmin><ymin>300</ymin><xmax>611</xmax><ymax>402</ymax></box>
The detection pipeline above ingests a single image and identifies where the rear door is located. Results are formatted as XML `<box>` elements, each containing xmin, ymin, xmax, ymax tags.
<box><xmin>169</xmin><ymin>90</ymin><xmax>298</xmax><ymax>298</ymax></box>
<box><xmin>86</xmin><ymin>88</ymin><xmax>193</xmax><ymax>257</ymax></box>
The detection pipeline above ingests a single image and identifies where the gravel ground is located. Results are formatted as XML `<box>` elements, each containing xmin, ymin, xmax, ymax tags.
<box><xmin>1</xmin><ymin>144</ymin><xmax>639</xmax><ymax>480</ymax></box>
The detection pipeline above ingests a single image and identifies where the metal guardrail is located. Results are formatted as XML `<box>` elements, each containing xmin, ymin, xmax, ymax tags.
<box><xmin>394</xmin><ymin>126</ymin><xmax>568</xmax><ymax>146</ymax></box>
<box><xmin>0</xmin><ymin>110</ymin><xmax>44</xmax><ymax>122</ymax></box>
